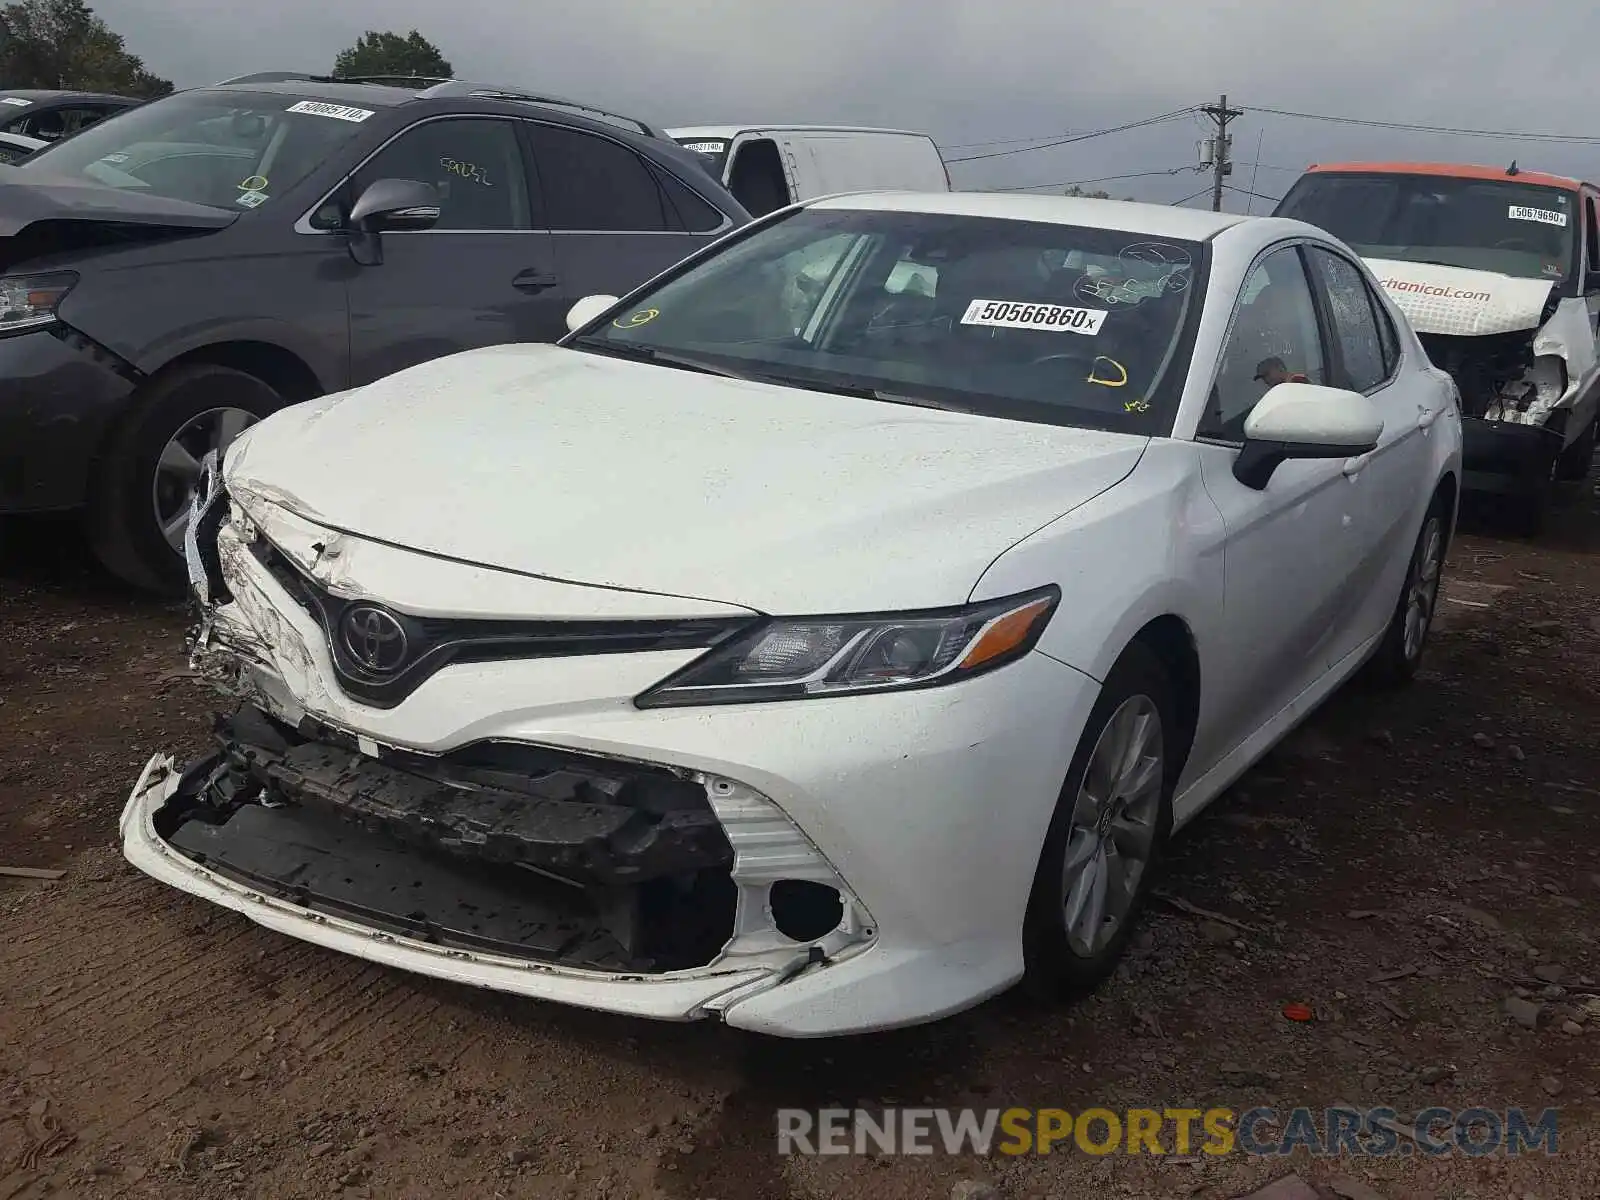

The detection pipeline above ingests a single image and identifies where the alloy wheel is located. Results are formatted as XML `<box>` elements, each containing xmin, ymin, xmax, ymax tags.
<box><xmin>1403</xmin><ymin>516</ymin><xmax>1443</xmax><ymax>663</ymax></box>
<box><xmin>152</xmin><ymin>407</ymin><xmax>258</xmax><ymax>553</ymax></box>
<box><xmin>1061</xmin><ymin>695</ymin><xmax>1164</xmax><ymax>957</ymax></box>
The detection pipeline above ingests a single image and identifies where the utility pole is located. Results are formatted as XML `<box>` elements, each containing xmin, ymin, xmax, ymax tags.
<box><xmin>1201</xmin><ymin>94</ymin><xmax>1244</xmax><ymax>212</ymax></box>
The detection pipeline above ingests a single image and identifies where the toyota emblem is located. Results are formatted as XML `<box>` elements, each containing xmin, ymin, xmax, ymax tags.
<box><xmin>339</xmin><ymin>604</ymin><xmax>409</xmax><ymax>674</ymax></box>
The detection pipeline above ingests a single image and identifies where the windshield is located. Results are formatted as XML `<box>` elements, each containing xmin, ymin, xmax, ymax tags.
<box><xmin>18</xmin><ymin>90</ymin><xmax>376</xmax><ymax>211</ymax></box>
<box><xmin>573</xmin><ymin>208</ymin><xmax>1203</xmax><ymax>434</ymax></box>
<box><xmin>1275</xmin><ymin>172</ymin><xmax>1578</xmax><ymax>282</ymax></box>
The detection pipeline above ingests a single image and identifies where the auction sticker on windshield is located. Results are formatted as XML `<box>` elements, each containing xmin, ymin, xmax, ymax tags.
<box><xmin>286</xmin><ymin>100</ymin><xmax>375</xmax><ymax>123</ymax></box>
<box><xmin>961</xmin><ymin>299</ymin><xmax>1108</xmax><ymax>335</ymax></box>
<box><xmin>0</xmin><ymin>97</ymin><xmax>31</xmax><ymax>107</ymax></box>
<box><xmin>1508</xmin><ymin>205</ymin><xmax>1567</xmax><ymax>227</ymax></box>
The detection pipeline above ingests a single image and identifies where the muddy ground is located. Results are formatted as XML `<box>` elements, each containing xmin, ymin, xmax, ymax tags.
<box><xmin>2</xmin><ymin>479</ymin><xmax>1599</xmax><ymax>1200</ymax></box>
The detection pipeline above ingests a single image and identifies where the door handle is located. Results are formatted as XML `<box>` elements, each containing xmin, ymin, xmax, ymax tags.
<box><xmin>1343</xmin><ymin>452</ymin><xmax>1373</xmax><ymax>477</ymax></box>
<box><xmin>1417</xmin><ymin>404</ymin><xmax>1437</xmax><ymax>430</ymax></box>
<box><xmin>512</xmin><ymin>270</ymin><xmax>560</xmax><ymax>293</ymax></box>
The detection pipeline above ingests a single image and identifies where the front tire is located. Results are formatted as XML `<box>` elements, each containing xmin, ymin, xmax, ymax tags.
<box><xmin>1366</xmin><ymin>497</ymin><xmax>1447</xmax><ymax>687</ymax></box>
<box><xmin>1555</xmin><ymin>417</ymin><xmax>1597</xmax><ymax>482</ymax></box>
<box><xmin>87</xmin><ymin>364</ymin><xmax>281</xmax><ymax>593</ymax></box>
<box><xmin>1023</xmin><ymin>643</ymin><xmax>1176</xmax><ymax>999</ymax></box>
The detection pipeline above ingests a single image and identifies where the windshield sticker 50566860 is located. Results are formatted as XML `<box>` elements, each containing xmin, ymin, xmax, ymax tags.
<box><xmin>1508</xmin><ymin>205</ymin><xmax>1568</xmax><ymax>227</ymax></box>
<box><xmin>960</xmin><ymin>299</ymin><xmax>1108</xmax><ymax>336</ymax></box>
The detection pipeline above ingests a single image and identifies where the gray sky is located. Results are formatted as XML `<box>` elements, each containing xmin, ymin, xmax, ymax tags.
<box><xmin>93</xmin><ymin>0</ymin><xmax>1600</xmax><ymax>208</ymax></box>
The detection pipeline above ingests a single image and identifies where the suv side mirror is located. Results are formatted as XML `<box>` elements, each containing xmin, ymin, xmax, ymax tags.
<box><xmin>1233</xmin><ymin>382</ymin><xmax>1384</xmax><ymax>490</ymax></box>
<box><xmin>346</xmin><ymin>178</ymin><xmax>441</xmax><ymax>265</ymax></box>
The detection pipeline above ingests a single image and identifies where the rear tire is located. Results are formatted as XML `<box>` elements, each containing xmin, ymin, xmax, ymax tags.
<box><xmin>1023</xmin><ymin>643</ymin><xmax>1176</xmax><ymax>1000</ymax></box>
<box><xmin>87</xmin><ymin>364</ymin><xmax>282</xmax><ymax>594</ymax></box>
<box><xmin>1366</xmin><ymin>496</ymin><xmax>1448</xmax><ymax>687</ymax></box>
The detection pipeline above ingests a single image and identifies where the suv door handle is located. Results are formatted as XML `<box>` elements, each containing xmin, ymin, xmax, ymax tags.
<box><xmin>1417</xmin><ymin>404</ymin><xmax>1437</xmax><ymax>430</ymax></box>
<box><xmin>512</xmin><ymin>270</ymin><xmax>560</xmax><ymax>292</ymax></box>
<box><xmin>1343</xmin><ymin>452</ymin><xmax>1373</xmax><ymax>477</ymax></box>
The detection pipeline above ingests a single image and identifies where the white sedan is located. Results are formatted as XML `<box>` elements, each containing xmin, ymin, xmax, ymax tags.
<box><xmin>121</xmin><ymin>192</ymin><xmax>1462</xmax><ymax>1037</ymax></box>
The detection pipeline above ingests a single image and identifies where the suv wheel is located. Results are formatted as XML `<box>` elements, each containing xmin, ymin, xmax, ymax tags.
<box><xmin>88</xmin><ymin>364</ymin><xmax>282</xmax><ymax>593</ymax></box>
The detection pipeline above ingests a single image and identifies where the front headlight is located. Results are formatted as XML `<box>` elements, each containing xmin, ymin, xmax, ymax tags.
<box><xmin>0</xmin><ymin>271</ymin><xmax>76</xmax><ymax>334</ymax></box>
<box><xmin>635</xmin><ymin>586</ymin><xmax>1060</xmax><ymax>708</ymax></box>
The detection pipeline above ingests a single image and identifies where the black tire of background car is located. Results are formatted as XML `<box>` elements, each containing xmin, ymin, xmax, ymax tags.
<box><xmin>1511</xmin><ymin>470</ymin><xmax>1553</xmax><ymax>538</ymax></box>
<box><xmin>1554</xmin><ymin>417</ymin><xmax>1598</xmax><ymax>483</ymax></box>
<box><xmin>1364</xmin><ymin>494</ymin><xmax>1450</xmax><ymax>688</ymax></box>
<box><xmin>1022</xmin><ymin>642</ymin><xmax>1176</xmax><ymax>1000</ymax></box>
<box><xmin>87</xmin><ymin>363</ymin><xmax>284</xmax><ymax>594</ymax></box>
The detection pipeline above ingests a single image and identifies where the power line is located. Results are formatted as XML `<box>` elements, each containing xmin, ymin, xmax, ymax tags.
<box><xmin>1224</xmin><ymin>183</ymin><xmax>1281</xmax><ymax>204</ymax></box>
<box><xmin>944</xmin><ymin>107</ymin><xmax>1197</xmax><ymax>164</ymax></box>
<box><xmin>1245</xmin><ymin>105</ymin><xmax>1600</xmax><ymax>145</ymax></box>
<box><xmin>1171</xmin><ymin>186</ymin><xmax>1213</xmax><ymax>206</ymax></box>
<box><xmin>940</xmin><ymin>131</ymin><xmax>1088</xmax><ymax>151</ymax></box>
<box><xmin>988</xmin><ymin>165</ymin><xmax>1198</xmax><ymax>193</ymax></box>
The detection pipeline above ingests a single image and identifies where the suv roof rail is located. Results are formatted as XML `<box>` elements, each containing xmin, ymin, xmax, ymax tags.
<box><xmin>417</xmin><ymin>78</ymin><xmax>663</xmax><ymax>137</ymax></box>
<box><xmin>333</xmin><ymin>74</ymin><xmax>455</xmax><ymax>88</ymax></box>
<box><xmin>214</xmin><ymin>71</ymin><xmax>321</xmax><ymax>86</ymax></box>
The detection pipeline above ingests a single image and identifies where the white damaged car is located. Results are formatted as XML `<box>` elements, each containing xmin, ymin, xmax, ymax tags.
<box><xmin>1275</xmin><ymin>161</ymin><xmax>1600</xmax><ymax>532</ymax></box>
<box><xmin>123</xmin><ymin>193</ymin><xmax>1462</xmax><ymax>1037</ymax></box>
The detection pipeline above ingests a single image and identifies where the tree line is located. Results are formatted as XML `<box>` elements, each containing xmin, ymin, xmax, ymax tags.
<box><xmin>0</xmin><ymin>0</ymin><xmax>453</xmax><ymax>98</ymax></box>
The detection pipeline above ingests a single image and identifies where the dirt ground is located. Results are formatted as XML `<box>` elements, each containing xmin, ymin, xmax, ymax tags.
<box><xmin>2</xmin><ymin>477</ymin><xmax>1599</xmax><ymax>1200</ymax></box>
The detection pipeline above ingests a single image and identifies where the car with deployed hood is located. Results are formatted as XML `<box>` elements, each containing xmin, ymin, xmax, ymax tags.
<box><xmin>122</xmin><ymin>192</ymin><xmax>1462</xmax><ymax>1037</ymax></box>
<box><xmin>1274</xmin><ymin>161</ymin><xmax>1600</xmax><ymax>531</ymax></box>
<box><xmin>0</xmin><ymin>89</ymin><xmax>141</xmax><ymax>141</ymax></box>
<box><xmin>0</xmin><ymin>130</ymin><xmax>46</xmax><ymax>165</ymax></box>
<box><xmin>0</xmin><ymin>71</ymin><xmax>748</xmax><ymax>592</ymax></box>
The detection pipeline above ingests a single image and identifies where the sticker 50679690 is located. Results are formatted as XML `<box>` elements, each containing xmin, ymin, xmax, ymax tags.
<box><xmin>1508</xmin><ymin>205</ymin><xmax>1568</xmax><ymax>227</ymax></box>
<box><xmin>960</xmin><ymin>298</ymin><xmax>1108</xmax><ymax>336</ymax></box>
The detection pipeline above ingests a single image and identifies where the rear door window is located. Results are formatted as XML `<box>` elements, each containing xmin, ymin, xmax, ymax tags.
<box><xmin>529</xmin><ymin>124</ymin><xmax>674</xmax><ymax>232</ymax></box>
<box><xmin>1307</xmin><ymin>247</ymin><xmax>1391</xmax><ymax>392</ymax></box>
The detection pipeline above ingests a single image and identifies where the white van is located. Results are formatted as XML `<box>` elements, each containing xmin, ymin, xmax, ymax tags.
<box><xmin>665</xmin><ymin>125</ymin><xmax>951</xmax><ymax>217</ymax></box>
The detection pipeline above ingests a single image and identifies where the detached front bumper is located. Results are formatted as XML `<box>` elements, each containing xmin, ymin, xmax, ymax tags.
<box><xmin>1461</xmin><ymin>415</ymin><xmax>1564</xmax><ymax>495</ymax></box>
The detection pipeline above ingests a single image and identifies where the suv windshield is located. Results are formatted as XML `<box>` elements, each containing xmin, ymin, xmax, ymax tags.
<box><xmin>19</xmin><ymin>90</ymin><xmax>376</xmax><ymax>211</ymax></box>
<box><xmin>1276</xmin><ymin>171</ymin><xmax>1578</xmax><ymax>282</ymax></box>
<box><xmin>573</xmin><ymin>208</ymin><xmax>1203</xmax><ymax>434</ymax></box>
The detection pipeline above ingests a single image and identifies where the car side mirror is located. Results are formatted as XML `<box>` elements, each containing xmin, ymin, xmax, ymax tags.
<box><xmin>1232</xmin><ymin>382</ymin><xmax>1384</xmax><ymax>490</ymax></box>
<box><xmin>345</xmin><ymin>178</ymin><xmax>441</xmax><ymax>266</ymax></box>
<box><xmin>565</xmin><ymin>294</ymin><xmax>621</xmax><ymax>333</ymax></box>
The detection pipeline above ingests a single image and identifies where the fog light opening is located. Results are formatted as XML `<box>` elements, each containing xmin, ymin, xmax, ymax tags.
<box><xmin>769</xmin><ymin>879</ymin><xmax>844</xmax><ymax>942</ymax></box>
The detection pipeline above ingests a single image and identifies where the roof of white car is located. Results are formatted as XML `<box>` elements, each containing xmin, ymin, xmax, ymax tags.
<box><xmin>808</xmin><ymin>191</ymin><xmax>1253</xmax><ymax>240</ymax></box>
<box><xmin>668</xmin><ymin>124</ymin><xmax>931</xmax><ymax>140</ymax></box>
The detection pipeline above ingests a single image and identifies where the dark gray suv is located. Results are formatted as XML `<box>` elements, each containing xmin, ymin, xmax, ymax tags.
<box><xmin>0</xmin><ymin>74</ymin><xmax>750</xmax><ymax>590</ymax></box>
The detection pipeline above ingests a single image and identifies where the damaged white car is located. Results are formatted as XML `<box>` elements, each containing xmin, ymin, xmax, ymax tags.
<box><xmin>123</xmin><ymin>193</ymin><xmax>1462</xmax><ymax>1037</ymax></box>
<box><xmin>1276</xmin><ymin>162</ymin><xmax>1600</xmax><ymax>532</ymax></box>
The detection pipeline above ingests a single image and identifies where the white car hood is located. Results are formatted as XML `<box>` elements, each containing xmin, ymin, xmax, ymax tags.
<box><xmin>1365</xmin><ymin>257</ymin><xmax>1554</xmax><ymax>337</ymax></box>
<box><xmin>224</xmin><ymin>343</ymin><xmax>1149</xmax><ymax>614</ymax></box>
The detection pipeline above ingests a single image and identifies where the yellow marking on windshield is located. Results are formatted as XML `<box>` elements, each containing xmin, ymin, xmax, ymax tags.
<box><xmin>1088</xmin><ymin>356</ymin><xmax>1129</xmax><ymax>387</ymax></box>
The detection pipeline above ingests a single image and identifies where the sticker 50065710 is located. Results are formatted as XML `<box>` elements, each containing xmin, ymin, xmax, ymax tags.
<box><xmin>960</xmin><ymin>298</ymin><xmax>1108</xmax><ymax>336</ymax></box>
<box><xmin>286</xmin><ymin>100</ymin><xmax>375</xmax><ymax>123</ymax></box>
